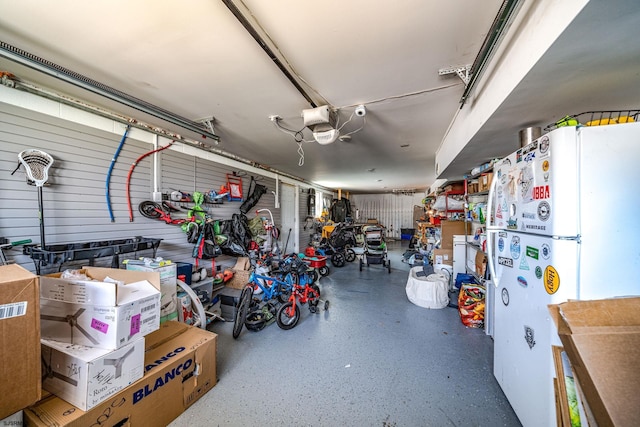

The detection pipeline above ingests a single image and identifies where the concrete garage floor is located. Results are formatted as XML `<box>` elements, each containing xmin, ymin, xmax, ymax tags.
<box><xmin>170</xmin><ymin>241</ymin><xmax>521</xmax><ymax>427</ymax></box>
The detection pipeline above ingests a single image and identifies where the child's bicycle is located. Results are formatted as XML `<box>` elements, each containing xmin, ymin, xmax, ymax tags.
<box><xmin>276</xmin><ymin>275</ymin><xmax>330</xmax><ymax>330</ymax></box>
<box><xmin>232</xmin><ymin>254</ymin><xmax>299</xmax><ymax>339</ymax></box>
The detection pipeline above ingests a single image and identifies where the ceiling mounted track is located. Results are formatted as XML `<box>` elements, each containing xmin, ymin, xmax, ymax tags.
<box><xmin>221</xmin><ymin>0</ymin><xmax>324</xmax><ymax>109</ymax></box>
<box><xmin>0</xmin><ymin>40</ymin><xmax>220</xmax><ymax>142</ymax></box>
<box><xmin>460</xmin><ymin>0</ymin><xmax>523</xmax><ymax>106</ymax></box>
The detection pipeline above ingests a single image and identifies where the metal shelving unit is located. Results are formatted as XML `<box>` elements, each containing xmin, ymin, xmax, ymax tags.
<box><xmin>463</xmin><ymin>166</ymin><xmax>494</xmax><ymax>284</ymax></box>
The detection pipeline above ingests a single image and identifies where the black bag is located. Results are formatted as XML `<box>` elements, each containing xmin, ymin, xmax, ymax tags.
<box><xmin>193</xmin><ymin>221</ymin><xmax>222</xmax><ymax>259</ymax></box>
<box><xmin>240</xmin><ymin>177</ymin><xmax>267</xmax><ymax>214</ymax></box>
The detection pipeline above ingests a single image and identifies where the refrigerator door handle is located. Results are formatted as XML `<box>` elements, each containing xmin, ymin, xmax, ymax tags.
<box><xmin>486</xmin><ymin>171</ymin><xmax>499</xmax><ymax>287</ymax></box>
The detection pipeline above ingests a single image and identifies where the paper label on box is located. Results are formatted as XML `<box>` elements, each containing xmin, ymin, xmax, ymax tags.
<box><xmin>130</xmin><ymin>314</ymin><xmax>141</xmax><ymax>336</ymax></box>
<box><xmin>0</xmin><ymin>301</ymin><xmax>27</xmax><ymax>319</ymax></box>
<box><xmin>91</xmin><ymin>318</ymin><xmax>109</xmax><ymax>334</ymax></box>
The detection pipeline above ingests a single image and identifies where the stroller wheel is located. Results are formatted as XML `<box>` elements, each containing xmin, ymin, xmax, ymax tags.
<box><xmin>318</xmin><ymin>266</ymin><xmax>330</xmax><ymax>277</ymax></box>
<box><xmin>345</xmin><ymin>248</ymin><xmax>356</xmax><ymax>263</ymax></box>
<box><xmin>324</xmin><ymin>300</ymin><xmax>330</xmax><ymax>311</ymax></box>
<box><xmin>331</xmin><ymin>252</ymin><xmax>346</xmax><ymax>268</ymax></box>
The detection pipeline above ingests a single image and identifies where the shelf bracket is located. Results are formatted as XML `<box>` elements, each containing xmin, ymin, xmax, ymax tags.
<box><xmin>438</xmin><ymin>64</ymin><xmax>472</xmax><ymax>85</ymax></box>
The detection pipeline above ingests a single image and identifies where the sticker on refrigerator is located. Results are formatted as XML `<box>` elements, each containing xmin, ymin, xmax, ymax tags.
<box><xmin>524</xmin><ymin>326</ymin><xmax>536</xmax><ymax>349</ymax></box>
<box><xmin>533</xmin><ymin>185</ymin><xmax>550</xmax><ymax>200</ymax></box>
<box><xmin>537</xmin><ymin>201</ymin><xmax>551</xmax><ymax>221</ymax></box>
<box><xmin>517</xmin><ymin>276</ymin><xmax>528</xmax><ymax>288</ymax></box>
<box><xmin>542</xmin><ymin>160</ymin><xmax>550</xmax><ymax>172</ymax></box>
<box><xmin>519</xmin><ymin>256</ymin><xmax>530</xmax><ymax>271</ymax></box>
<box><xmin>498</xmin><ymin>257</ymin><xmax>513</xmax><ymax>268</ymax></box>
<box><xmin>526</xmin><ymin>246</ymin><xmax>539</xmax><ymax>259</ymax></box>
<box><xmin>507</xmin><ymin>219</ymin><xmax>518</xmax><ymax>230</ymax></box>
<box><xmin>510</xmin><ymin>236</ymin><xmax>521</xmax><ymax>259</ymax></box>
<box><xmin>539</xmin><ymin>136</ymin><xmax>549</xmax><ymax>155</ymax></box>
<box><xmin>544</xmin><ymin>266</ymin><xmax>560</xmax><ymax>295</ymax></box>
<box><xmin>501</xmin><ymin>288</ymin><xmax>509</xmax><ymax>306</ymax></box>
<box><xmin>535</xmin><ymin>266</ymin><xmax>543</xmax><ymax>279</ymax></box>
<box><xmin>541</xmin><ymin>243</ymin><xmax>551</xmax><ymax>259</ymax></box>
<box><xmin>518</xmin><ymin>167</ymin><xmax>534</xmax><ymax>202</ymax></box>
<box><xmin>498</xmin><ymin>238</ymin><xmax>505</xmax><ymax>252</ymax></box>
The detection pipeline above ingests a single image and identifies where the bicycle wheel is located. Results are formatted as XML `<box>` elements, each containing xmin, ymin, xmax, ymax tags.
<box><xmin>345</xmin><ymin>248</ymin><xmax>356</xmax><ymax>263</ymax></box>
<box><xmin>232</xmin><ymin>286</ymin><xmax>253</xmax><ymax>339</ymax></box>
<box><xmin>276</xmin><ymin>301</ymin><xmax>300</xmax><ymax>330</ymax></box>
<box><xmin>138</xmin><ymin>201</ymin><xmax>162</xmax><ymax>219</ymax></box>
<box><xmin>277</xmin><ymin>274</ymin><xmax>294</xmax><ymax>304</ymax></box>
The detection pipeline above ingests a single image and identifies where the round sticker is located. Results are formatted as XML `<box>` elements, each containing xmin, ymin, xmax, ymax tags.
<box><xmin>542</xmin><ymin>160</ymin><xmax>550</xmax><ymax>172</ymax></box>
<box><xmin>544</xmin><ymin>266</ymin><xmax>560</xmax><ymax>294</ymax></box>
<box><xmin>501</xmin><ymin>288</ymin><xmax>510</xmax><ymax>306</ymax></box>
<box><xmin>538</xmin><ymin>201</ymin><xmax>551</xmax><ymax>221</ymax></box>
<box><xmin>535</xmin><ymin>266</ymin><xmax>543</xmax><ymax>279</ymax></box>
<box><xmin>540</xmin><ymin>136</ymin><xmax>549</xmax><ymax>154</ymax></box>
<box><xmin>510</xmin><ymin>236</ymin><xmax>521</xmax><ymax>259</ymax></box>
<box><xmin>541</xmin><ymin>243</ymin><xmax>551</xmax><ymax>260</ymax></box>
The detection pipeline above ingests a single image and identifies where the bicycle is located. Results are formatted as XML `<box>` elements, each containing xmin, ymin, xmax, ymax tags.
<box><xmin>276</xmin><ymin>275</ymin><xmax>329</xmax><ymax>330</ymax></box>
<box><xmin>232</xmin><ymin>253</ymin><xmax>299</xmax><ymax>339</ymax></box>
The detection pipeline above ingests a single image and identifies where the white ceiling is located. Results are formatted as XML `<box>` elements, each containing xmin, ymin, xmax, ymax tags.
<box><xmin>0</xmin><ymin>0</ymin><xmax>639</xmax><ymax>193</ymax></box>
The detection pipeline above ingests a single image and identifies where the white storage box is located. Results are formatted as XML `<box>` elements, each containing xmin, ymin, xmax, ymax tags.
<box><xmin>125</xmin><ymin>261</ymin><xmax>178</xmax><ymax>323</ymax></box>
<box><xmin>41</xmin><ymin>337</ymin><xmax>144</xmax><ymax>411</ymax></box>
<box><xmin>40</xmin><ymin>267</ymin><xmax>161</xmax><ymax>349</ymax></box>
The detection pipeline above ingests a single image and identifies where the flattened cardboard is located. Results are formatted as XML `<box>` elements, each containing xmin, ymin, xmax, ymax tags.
<box><xmin>41</xmin><ymin>338</ymin><xmax>144</xmax><ymax>411</ymax></box>
<box><xmin>25</xmin><ymin>321</ymin><xmax>217</xmax><ymax>427</ymax></box>
<box><xmin>549</xmin><ymin>297</ymin><xmax>640</xmax><ymax>427</ymax></box>
<box><xmin>40</xmin><ymin>268</ymin><xmax>161</xmax><ymax>349</ymax></box>
<box><xmin>440</xmin><ymin>221</ymin><xmax>467</xmax><ymax>249</ymax></box>
<box><xmin>0</xmin><ymin>264</ymin><xmax>41</xmax><ymax>419</ymax></box>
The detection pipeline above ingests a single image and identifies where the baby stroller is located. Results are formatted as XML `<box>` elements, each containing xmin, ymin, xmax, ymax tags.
<box><xmin>359</xmin><ymin>225</ymin><xmax>391</xmax><ymax>273</ymax></box>
<box><xmin>313</xmin><ymin>222</ymin><xmax>357</xmax><ymax>267</ymax></box>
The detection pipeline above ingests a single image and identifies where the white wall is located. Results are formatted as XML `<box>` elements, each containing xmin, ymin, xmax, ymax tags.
<box><xmin>350</xmin><ymin>193</ymin><xmax>425</xmax><ymax>238</ymax></box>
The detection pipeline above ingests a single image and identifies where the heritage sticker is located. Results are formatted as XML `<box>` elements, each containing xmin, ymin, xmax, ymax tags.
<box><xmin>524</xmin><ymin>326</ymin><xmax>536</xmax><ymax>349</ymax></box>
<box><xmin>526</xmin><ymin>246</ymin><xmax>539</xmax><ymax>259</ymax></box>
<box><xmin>544</xmin><ymin>265</ymin><xmax>560</xmax><ymax>294</ymax></box>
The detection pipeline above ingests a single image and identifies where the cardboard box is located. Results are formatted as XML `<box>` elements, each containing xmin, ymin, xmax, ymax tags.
<box><xmin>40</xmin><ymin>267</ymin><xmax>161</xmax><ymax>349</ymax></box>
<box><xmin>41</xmin><ymin>337</ymin><xmax>145</xmax><ymax>411</ymax></box>
<box><xmin>478</xmin><ymin>172</ymin><xmax>494</xmax><ymax>192</ymax></box>
<box><xmin>226</xmin><ymin>257</ymin><xmax>252</xmax><ymax>289</ymax></box>
<box><xmin>475</xmin><ymin>251</ymin><xmax>487</xmax><ymax>278</ymax></box>
<box><xmin>548</xmin><ymin>298</ymin><xmax>640</xmax><ymax>427</ymax></box>
<box><xmin>125</xmin><ymin>262</ymin><xmax>178</xmax><ymax>323</ymax></box>
<box><xmin>433</xmin><ymin>249</ymin><xmax>453</xmax><ymax>266</ymax></box>
<box><xmin>440</xmin><ymin>220</ymin><xmax>467</xmax><ymax>249</ymax></box>
<box><xmin>25</xmin><ymin>321</ymin><xmax>217</xmax><ymax>427</ymax></box>
<box><xmin>0</xmin><ymin>264</ymin><xmax>41</xmax><ymax>419</ymax></box>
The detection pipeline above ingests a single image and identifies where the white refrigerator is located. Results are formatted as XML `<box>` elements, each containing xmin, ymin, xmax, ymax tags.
<box><xmin>486</xmin><ymin>121</ymin><xmax>640</xmax><ymax>427</ymax></box>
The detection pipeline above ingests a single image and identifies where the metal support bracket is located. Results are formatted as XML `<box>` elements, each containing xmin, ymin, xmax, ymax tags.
<box><xmin>438</xmin><ymin>64</ymin><xmax>472</xmax><ymax>85</ymax></box>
